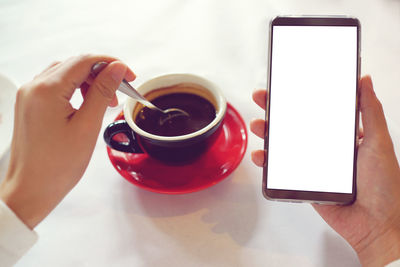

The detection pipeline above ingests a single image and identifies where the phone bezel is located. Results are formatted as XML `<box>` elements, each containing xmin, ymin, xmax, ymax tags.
<box><xmin>263</xmin><ymin>16</ymin><xmax>361</xmax><ymax>205</ymax></box>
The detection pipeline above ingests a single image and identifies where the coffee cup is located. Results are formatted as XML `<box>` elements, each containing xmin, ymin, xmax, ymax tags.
<box><xmin>103</xmin><ymin>74</ymin><xmax>227</xmax><ymax>164</ymax></box>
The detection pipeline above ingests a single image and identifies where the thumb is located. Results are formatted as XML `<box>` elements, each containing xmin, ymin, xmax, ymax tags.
<box><xmin>360</xmin><ymin>75</ymin><xmax>390</xmax><ymax>141</ymax></box>
<box><xmin>75</xmin><ymin>61</ymin><xmax>127</xmax><ymax>125</ymax></box>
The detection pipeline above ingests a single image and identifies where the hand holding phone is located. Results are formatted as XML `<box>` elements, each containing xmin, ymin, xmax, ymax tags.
<box><xmin>263</xmin><ymin>16</ymin><xmax>361</xmax><ymax>204</ymax></box>
<box><xmin>252</xmin><ymin>15</ymin><xmax>400</xmax><ymax>266</ymax></box>
<box><xmin>251</xmin><ymin>67</ymin><xmax>400</xmax><ymax>266</ymax></box>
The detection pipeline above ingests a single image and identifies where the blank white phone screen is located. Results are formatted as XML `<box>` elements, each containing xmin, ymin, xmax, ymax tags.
<box><xmin>267</xmin><ymin>25</ymin><xmax>357</xmax><ymax>193</ymax></box>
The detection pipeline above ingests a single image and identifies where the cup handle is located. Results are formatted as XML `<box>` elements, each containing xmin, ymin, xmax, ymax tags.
<box><xmin>103</xmin><ymin>120</ymin><xmax>143</xmax><ymax>153</ymax></box>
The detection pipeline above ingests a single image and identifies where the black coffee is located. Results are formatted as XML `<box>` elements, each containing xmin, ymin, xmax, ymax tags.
<box><xmin>135</xmin><ymin>92</ymin><xmax>216</xmax><ymax>136</ymax></box>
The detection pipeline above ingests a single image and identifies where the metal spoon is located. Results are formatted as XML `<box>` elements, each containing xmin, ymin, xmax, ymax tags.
<box><xmin>90</xmin><ymin>62</ymin><xmax>189</xmax><ymax>121</ymax></box>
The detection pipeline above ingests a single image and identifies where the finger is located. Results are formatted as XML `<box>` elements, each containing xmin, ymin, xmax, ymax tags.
<box><xmin>359</xmin><ymin>75</ymin><xmax>390</xmax><ymax>140</ymax></box>
<box><xmin>251</xmin><ymin>150</ymin><xmax>266</xmax><ymax>167</ymax></box>
<box><xmin>52</xmin><ymin>54</ymin><xmax>135</xmax><ymax>99</ymax></box>
<box><xmin>250</xmin><ymin>118</ymin><xmax>267</xmax><ymax>139</ymax></box>
<box><xmin>252</xmin><ymin>89</ymin><xmax>267</xmax><ymax>110</ymax></box>
<box><xmin>359</xmin><ymin>136</ymin><xmax>364</xmax><ymax>145</ymax></box>
<box><xmin>80</xmin><ymin>82</ymin><xmax>90</xmax><ymax>99</ymax></box>
<box><xmin>73</xmin><ymin>61</ymin><xmax>128</xmax><ymax>129</ymax></box>
<box><xmin>84</xmin><ymin>75</ymin><xmax>95</xmax><ymax>86</ymax></box>
<box><xmin>41</xmin><ymin>61</ymin><xmax>61</xmax><ymax>75</ymax></box>
<box><xmin>109</xmin><ymin>94</ymin><xmax>119</xmax><ymax>107</ymax></box>
<box><xmin>34</xmin><ymin>61</ymin><xmax>61</xmax><ymax>79</ymax></box>
<box><xmin>81</xmin><ymin>81</ymin><xmax>120</xmax><ymax>108</ymax></box>
<box><xmin>358</xmin><ymin>126</ymin><xmax>364</xmax><ymax>139</ymax></box>
<box><xmin>84</xmin><ymin>63</ymin><xmax>135</xmax><ymax>87</ymax></box>
<box><xmin>311</xmin><ymin>203</ymin><xmax>339</xmax><ymax>218</ymax></box>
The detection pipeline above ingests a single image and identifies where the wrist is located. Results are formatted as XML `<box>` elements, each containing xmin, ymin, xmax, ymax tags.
<box><xmin>355</xmin><ymin>224</ymin><xmax>400</xmax><ymax>266</ymax></box>
<box><xmin>0</xmin><ymin>175</ymin><xmax>48</xmax><ymax>230</ymax></box>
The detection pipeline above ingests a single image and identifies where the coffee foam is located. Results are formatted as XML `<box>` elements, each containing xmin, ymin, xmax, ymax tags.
<box><xmin>132</xmin><ymin>83</ymin><xmax>217</xmax><ymax>120</ymax></box>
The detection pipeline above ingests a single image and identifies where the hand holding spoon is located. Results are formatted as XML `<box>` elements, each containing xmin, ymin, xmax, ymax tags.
<box><xmin>90</xmin><ymin>62</ymin><xmax>189</xmax><ymax>123</ymax></box>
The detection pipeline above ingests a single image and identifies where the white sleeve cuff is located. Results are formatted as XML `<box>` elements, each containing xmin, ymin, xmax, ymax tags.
<box><xmin>0</xmin><ymin>200</ymin><xmax>38</xmax><ymax>266</ymax></box>
<box><xmin>386</xmin><ymin>259</ymin><xmax>400</xmax><ymax>267</ymax></box>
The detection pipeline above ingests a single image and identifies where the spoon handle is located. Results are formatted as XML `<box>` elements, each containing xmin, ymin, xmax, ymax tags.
<box><xmin>118</xmin><ymin>80</ymin><xmax>158</xmax><ymax>109</ymax></box>
<box><xmin>91</xmin><ymin>61</ymin><xmax>158</xmax><ymax>110</ymax></box>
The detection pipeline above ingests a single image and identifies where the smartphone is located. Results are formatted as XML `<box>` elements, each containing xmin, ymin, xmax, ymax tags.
<box><xmin>263</xmin><ymin>16</ymin><xmax>361</xmax><ymax>204</ymax></box>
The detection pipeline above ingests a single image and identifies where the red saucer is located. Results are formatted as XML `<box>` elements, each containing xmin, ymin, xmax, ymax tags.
<box><xmin>106</xmin><ymin>103</ymin><xmax>247</xmax><ymax>194</ymax></box>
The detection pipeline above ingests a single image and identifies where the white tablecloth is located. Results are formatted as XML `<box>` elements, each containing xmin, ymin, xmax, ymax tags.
<box><xmin>0</xmin><ymin>0</ymin><xmax>399</xmax><ymax>266</ymax></box>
